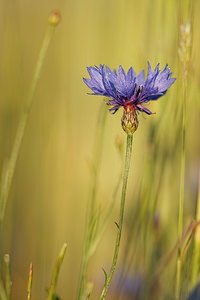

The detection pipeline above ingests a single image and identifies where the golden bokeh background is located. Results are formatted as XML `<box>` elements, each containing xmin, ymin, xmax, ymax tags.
<box><xmin>0</xmin><ymin>0</ymin><xmax>199</xmax><ymax>299</ymax></box>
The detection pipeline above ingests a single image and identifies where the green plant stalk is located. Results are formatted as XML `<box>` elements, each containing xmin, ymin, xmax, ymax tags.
<box><xmin>176</xmin><ymin>232</ymin><xmax>193</xmax><ymax>300</ymax></box>
<box><xmin>4</xmin><ymin>254</ymin><xmax>11</xmax><ymax>300</ymax></box>
<box><xmin>191</xmin><ymin>170</ymin><xmax>200</xmax><ymax>287</ymax></box>
<box><xmin>77</xmin><ymin>105</ymin><xmax>107</xmax><ymax>300</ymax></box>
<box><xmin>87</xmin><ymin>134</ymin><xmax>124</xmax><ymax>259</ymax></box>
<box><xmin>100</xmin><ymin>134</ymin><xmax>133</xmax><ymax>300</ymax></box>
<box><xmin>88</xmin><ymin>137</ymin><xmax>124</xmax><ymax>259</ymax></box>
<box><xmin>0</xmin><ymin>21</ymin><xmax>58</xmax><ymax>223</ymax></box>
<box><xmin>175</xmin><ymin>258</ymin><xmax>182</xmax><ymax>300</ymax></box>
<box><xmin>27</xmin><ymin>263</ymin><xmax>33</xmax><ymax>300</ymax></box>
<box><xmin>89</xmin><ymin>167</ymin><xmax>123</xmax><ymax>258</ymax></box>
<box><xmin>176</xmin><ymin>67</ymin><xmax>187</xmax><ymax>300</ymax></box>
<box><xmin>0</xmin><ymin>280</ymin><xmax>7</xmax><ymax>300</ymax></box>
<box><xmin>89</xmin><ymin>105</ymin><xmax>107</xmax><ymax>218</ymax></box>
<box><xmin>175</xmin><ymin>95</ymin><xmax>186</xmax><ymax>300</ymax></box>
<box><xmin>46</xmin><ymin>243</ymin><xmax>67</xmax><ymax>300</ymax></box>
<box><xmin>178</xmin><ymin>102</ymin><xmax>186</xmax><ymax>241</ymax></box>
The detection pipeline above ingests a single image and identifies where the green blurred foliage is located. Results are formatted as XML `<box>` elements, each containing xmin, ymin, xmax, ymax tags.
<box><xmin>0</xmin><ymin>0</ymin><xmax>199</xmax><ymax>299</ymax></box>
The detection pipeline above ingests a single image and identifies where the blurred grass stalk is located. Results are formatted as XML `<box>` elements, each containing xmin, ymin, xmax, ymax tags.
<box><xmin>4</xmin><ymin>254</ymin><xmax>11</xmax><ymax>300</ymax></box>
<box><xmin>0</xmin><ymin>280</ymin><xmax>7</xmax><ymax>300</ymax></box>
<box><xmin>192</xmin><ymin>170</ymin><xmax>200</xmax><ymax>287</ymax></box>
<box><xmin>46</xmin><ymin>243</ymin><xmax>67</xmax><ymax>300</ymax></box>
<box><xmin>0</xmin><ymin>10</ymin><xmax>60</xmax><ymax>224</ymax></box>
<box><xmin>0</xmin><ymin>254</ymin><xmax>12</xmax><ymax>300</ymax></box>
<box><xmin>176</xmin><ymin>20</ymin><xmax>192</xmax><ymax>300</ymax></box>
<box><xmin>77</xmin><ymin>104</ymin><xmax>107</xmax><ymax>300</ymax></box>
<box><xmin>27</xmin><ymin>263</ymin><xmax>33</xmax><ymax>300</ymax></box>
<box><xmin>88</xmin><ymin>136</ymin><xmax>124</xmax><ymax>258</ymax></box>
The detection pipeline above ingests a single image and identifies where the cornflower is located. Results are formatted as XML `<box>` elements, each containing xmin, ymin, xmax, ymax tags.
<box><xmin>84</xmin><ymin>62</ymin><xmax>176</xmax><ymax>134</ymax></box>
<box><xmin>82</xmin><ymin>62</ymin><xmax>176</xmax><ymax>300</ymax></box>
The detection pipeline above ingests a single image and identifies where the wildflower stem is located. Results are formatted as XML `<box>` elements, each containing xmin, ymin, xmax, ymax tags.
<box><xmin>46</xmin><ymin>243</ymin><xmax>67</xmax><ymax>300</ymax></box>
<box><xmin>0</xmin><ymin>13</ymin><xmax>59</xmax><ymax>223</ymax></box>
<box><xmin>100</xmin><ymin>134</ymin><xmax>133</xmax><ymax>300</ymax></box>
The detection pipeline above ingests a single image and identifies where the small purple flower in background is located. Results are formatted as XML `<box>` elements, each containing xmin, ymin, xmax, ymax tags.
<box><xmin>83</xmin><ymin>62</ymin><xmax>176</xmax><ymax>134</ymax></box>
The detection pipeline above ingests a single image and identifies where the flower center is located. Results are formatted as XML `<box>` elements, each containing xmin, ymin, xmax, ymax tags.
<box><xmin>124</xmin><ymin>103</ymin><xmax>135</xmax><ymax>113</ymax></box>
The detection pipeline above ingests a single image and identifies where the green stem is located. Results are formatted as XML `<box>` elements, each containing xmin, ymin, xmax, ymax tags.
<box><xmin>176</xmin><ymin>68</ymin><xmax>187</xmax><ymax>300</ymax></box>
<box><xmin>88</xmin><ymin>105</ymin><xmax>107</xmax><ymax>223</ymax></box>
<box><xmin>0</xmin><ymin>18</ymin><xmax>58</xmax><ymax>223</ymax></box>
<box><xmin>100</xmin><ymin>134</ymin><xmax>133</xmax><ymax>300</ymax></box>
<box><xmin>4</xmin><ymin>254</ymin><xmax>11</xmax><ymax>300</ymax></box>
<box><xmin>0</xmin><ymin>280</ymin><xmax>6</xmax><ymax>300</ymax></box>
<box><xmin>46</xmin><ymin>243</ymin><xmax>67</xmax><ymax>300</ymax></box>
<box><xmin>191</xmin><ymin>169</ymin><xmax>200</xmax><ymax>287</ymax></box>
<box><xmin>27</xmin><ymin>263</ymin><xmax>33</xmax><ymax>300</ymax></box>
<box><xmin>89</xmin><ymin>166</ymin><xmax>123</xmax><ymax>259</ymax></box>
<box><xmin>178</xmin><ymin>88</ymin><xmax>186</xmax><ymax>241</ymax></box>
<box><xmin>175</xmin><ymin>258</ymin><xmax>181</xmax><ymax>300</ymax></box>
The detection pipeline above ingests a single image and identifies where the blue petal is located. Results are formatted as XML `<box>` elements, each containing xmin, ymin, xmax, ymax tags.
<box><xmin>86</xmin><ymin>67</ymin><xmax>104</xmax><ymax>90</ymax></box>
<box><xmin>102</xmin><ymin>67</ymin><xmax>118</xmax><ymax>99</ymax></box>
<box><xmin>127</xmin><ymin>67</ymin><xmax>136</xmax><ymax>83</ymax></box>
<box><xmin>136</xmin><ymin>70</ymin><xmax>145</xmax><ymax>86</ymax></box>
<box><xmin>115</xmin><ymin>66</ymin><xmax>136</xmax><ymax>98</ymax></box>
<box><xmin>118</xmin><ymin>65</ymin><xmax>127</xmax><ymax>82</ymax></box>
<box><xmin>141</xmin><ymin>62</ymin><xmax>176</xmax><ymax>102</ymax></box>
<box><xmin>83</xmin><ymin>78</ymin><xmax>107</xmax><ymax>96</ymax></box>
<box><xmin>145</xmin><ymin>62</ymin><xmax>160</xmax><ymax>89</ymax></box>
<box><xmin>156</xmin><ymin>78</ymin><xmax>176</xmax><ymax>93</ymax></box>
<box><xmin>83</xmin><ymin>65</ymin><xmax>108</xmax><ymax>96</ymax></box>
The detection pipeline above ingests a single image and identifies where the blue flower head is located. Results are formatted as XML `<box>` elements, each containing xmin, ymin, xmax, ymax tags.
<box><xmin>83</xmin><ymin>63</ymin><xmax>176</xmax><ymax>134</ymax></box>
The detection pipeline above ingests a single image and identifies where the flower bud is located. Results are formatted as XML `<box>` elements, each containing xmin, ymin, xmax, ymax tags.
<box><xmin>49</xmin><ymin>10</ymin><xmax>61</xmax><ymax>26</ymax></box>
<box><xmin>121</xmin><ymin>105</ymin><xmax>139</xmax><ymax>135</ymax></box>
